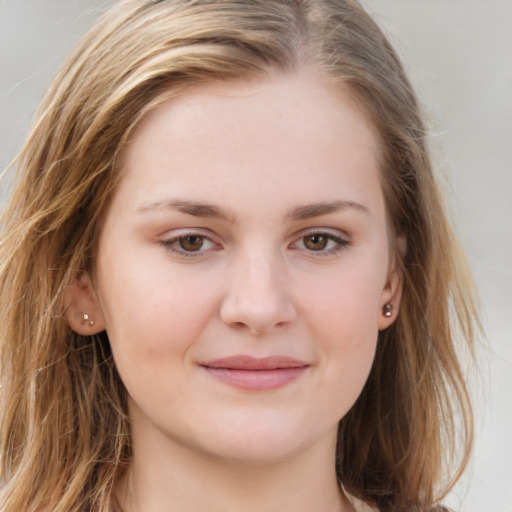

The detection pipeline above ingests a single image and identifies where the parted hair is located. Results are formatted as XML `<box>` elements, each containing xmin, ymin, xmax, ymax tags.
<box><xmin>0</xmin><ymin>1</ymin><xmax>478</xmax><ymax>511</ymax></box>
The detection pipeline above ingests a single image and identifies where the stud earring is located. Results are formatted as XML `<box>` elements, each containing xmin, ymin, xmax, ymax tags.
<box><xmin>383</xmin><ymin>303</ymin><xmax>393</xmax><ymax>318</ymax></box>
<box><xmin>83</xmin><ymin>313</ymin><xmax>94</xmax><ymax>326</ymax></box>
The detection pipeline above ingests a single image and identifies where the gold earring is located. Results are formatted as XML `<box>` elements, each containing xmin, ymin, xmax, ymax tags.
<box><xmin>83</xmin><ymin>313</ymin><xmax>94</xmax><ymax>326</ymax></box>
<box><xmin>383</xmin><ymin>303</ymin><xmax>393</xmax><ymax>318</ymax></box>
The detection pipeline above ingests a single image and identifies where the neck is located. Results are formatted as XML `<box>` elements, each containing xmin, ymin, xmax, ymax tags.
<box><xmin>115</xmin><ymin>423</ymin><xmax>353</xmax><ymax>512</ymax></box>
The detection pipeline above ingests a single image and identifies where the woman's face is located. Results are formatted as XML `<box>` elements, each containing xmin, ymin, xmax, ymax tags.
<box><xmin>75</xmin><ymin>71</ymin><xmax>401</xmax><ymax>464</ymax></box>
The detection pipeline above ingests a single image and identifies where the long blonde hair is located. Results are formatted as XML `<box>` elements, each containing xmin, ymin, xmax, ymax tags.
<box><xmin>0</xmin><ymin>1</ymin><xmax>478</xmax><ymax>510</ymax></box>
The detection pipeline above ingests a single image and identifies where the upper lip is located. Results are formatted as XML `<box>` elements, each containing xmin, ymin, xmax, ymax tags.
<box><xmin>200</xmin><ymin>355</ymin><xmax>309</xmax><ymax>370</ymax></box>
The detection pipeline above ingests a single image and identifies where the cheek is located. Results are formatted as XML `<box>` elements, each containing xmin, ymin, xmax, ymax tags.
<box><xmin>318</xmin><ymin>296</ymin><xmax>378</xmax><ymax>389</ymax></box>
<box><xmin>99</xmin><ymin>268</ymin><xmax>223</xmax><ymax>418</ymax></box>
<box><xmin>301</xmin><ymin>259</ymin><xmax>383</xmax><ymax>342</ymax></box>
<box><xmin>299</xmin><ymin>265</ymin><xmax>382</xmax><ymax>414</ymax></box>
<box><xmin>96</xmin><ymin>249</ymin><xmax>221</xmax><ymax>371</ymax></box>
<box><xmin>313</xmin><ymin>306</ymin><xmax>378</xmax><ymax>422</ymax></box>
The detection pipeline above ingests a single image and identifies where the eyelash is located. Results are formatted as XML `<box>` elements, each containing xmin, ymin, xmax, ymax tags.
<box><xmin>159</xmin><ymin>231</ymin><xmax>219</xmax><ymax>258</ymax></box>
<box><xmin>291</xmin><ymin>229</ymin><xmax>351</xmax><ymax>257</ymax></box>
<box><xmin>159</xmin><ymin>229</ymin><xmax>351</xmax><ymax>258</ymax></box>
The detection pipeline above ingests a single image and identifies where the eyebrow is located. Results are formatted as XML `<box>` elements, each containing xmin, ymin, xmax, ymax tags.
<box><xmin>287</xmin><ymin>200</ymin><xmax>369</xmax><ymax>220</ymax></box>
<box><xmin>137</xmin><ymin>198</ymin><xmax>368</xmax><ymax>222</ymax></box>
<box><xmin>137</xmin><ymin>199</ymin><xmax>236</xmax><ymax>222</ymax></box>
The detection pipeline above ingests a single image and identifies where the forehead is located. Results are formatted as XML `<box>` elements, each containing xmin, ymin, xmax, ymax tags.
<box><xmin>115</xmin><ymin>70</ymin><xmax>383</xmax><ymax>219</ymax></box>
<box><xmin>125</xmin><ymin>70</ymin><xmax>379</xmax><ymax>156</ymax></box>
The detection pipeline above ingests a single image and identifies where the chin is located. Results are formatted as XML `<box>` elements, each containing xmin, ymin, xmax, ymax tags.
<box><xmin>192</xmin><ymin>419</ymin><xmax>325</xmax><ymax>466</ymax></box>
<box><xmin>206</xmin><ymin>441</ymin><xmax>305</xmax><ymax>466</ymax></box>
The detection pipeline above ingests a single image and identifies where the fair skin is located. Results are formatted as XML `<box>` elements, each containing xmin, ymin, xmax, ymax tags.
<box><xmin>66</xmin><ymin>70</ymin><xmax>401</xmax><ymax>512</ymax></box>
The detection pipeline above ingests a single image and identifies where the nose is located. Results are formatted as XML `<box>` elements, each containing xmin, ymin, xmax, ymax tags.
<box><xmin>219</xmin><ymin>250</ymin><xmax>297</xmax><ymax>334</ymax></box>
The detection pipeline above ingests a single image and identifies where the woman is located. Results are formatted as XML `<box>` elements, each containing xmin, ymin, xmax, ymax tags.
<box><xmin>0</xmin><ymin>0</ymin><xmax>478</xmax><ymax>511</ymax></box>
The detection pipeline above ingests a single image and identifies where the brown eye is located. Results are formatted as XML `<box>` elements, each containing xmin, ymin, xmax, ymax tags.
<box><xmin>179</xmin><ymin>235</ymin><xmax>204</xmax><ymax>252</ymax></box>
<box><xmin>303</xmin><ymin>234</ymin><xmax>328</xmax><ymax>251</ymax></box>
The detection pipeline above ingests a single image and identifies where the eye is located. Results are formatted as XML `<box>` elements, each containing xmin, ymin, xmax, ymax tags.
<box><xmin>303</xmin><ymin>233</ymin><xmax>331</xmax><ymax>251</ymax></box>
<box><xmin>291</xmin><ymin>230</ymin><xmax>350</xmax><ymax>255</ymax></box>
<box><xmin>159</xmin><ymin>232</ymin><xmax>221</xmax><ymax>257</ymax></box>
<box><xmin>179</xmin><ymin>235</ymin><xmax>206</xmax><ymax>252</ymax></box>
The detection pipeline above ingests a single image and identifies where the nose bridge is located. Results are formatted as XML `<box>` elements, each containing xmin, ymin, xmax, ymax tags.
<box><xmin>220</xmin><ymin>243</ymin><xmax>296</xmax><ymax>333</ymax></box>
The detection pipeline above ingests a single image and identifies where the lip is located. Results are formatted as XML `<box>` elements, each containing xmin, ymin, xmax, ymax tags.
<box><xmin>200</xmin><ymin>356</ymin><xmax>310</xmax><ymax>391</ymax></box>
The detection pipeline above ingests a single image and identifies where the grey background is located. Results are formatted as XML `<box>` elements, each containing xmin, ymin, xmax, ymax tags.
<box><xmin>1</xmin><ymin>1</ymin><xmax>511</xmax><ymax>510</ymax></box>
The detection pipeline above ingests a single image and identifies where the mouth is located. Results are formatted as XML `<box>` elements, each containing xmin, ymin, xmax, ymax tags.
<box><xmin>200</xmin><ymin>356</ymin><xmax>309</xmax><ymax>391</ymax></box>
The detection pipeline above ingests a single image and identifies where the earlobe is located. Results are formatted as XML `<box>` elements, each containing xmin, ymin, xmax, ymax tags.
<box><xmin>63</xmin><ymin>272</ymin><xmax>106</xmax><ymax>335</ymax></box>
<box><xmin>377</xmin><ymin>235</ymin><xmax>406</xmax><ymax>331</ymax></box>
<box><xmin>377</xmin><ymin>278</ymin><xmax>403</xmax><ymax>331</ymax></box>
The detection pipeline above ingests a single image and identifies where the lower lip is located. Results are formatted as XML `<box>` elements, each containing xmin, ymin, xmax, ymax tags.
<box><xmin>202</xmin><ymin>366</ymin><xmax>308</xmax><ymax>391</ymax></box>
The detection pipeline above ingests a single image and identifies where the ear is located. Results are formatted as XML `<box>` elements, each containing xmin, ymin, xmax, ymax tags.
<box><xmin>63</xmin><ymin>271</ymin><xmax>106</xmax><ymax>335</ymax></box>
<box><xmin>377</xmin><ymin>235</ymin><xmax>406</xmax><ymax>331</ymax></box>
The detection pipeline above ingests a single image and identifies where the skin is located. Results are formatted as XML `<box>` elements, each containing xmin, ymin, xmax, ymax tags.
<box><xmin>66</xmin><ymin>69</ymin><xmax>401</xmax><ymax>512</ymax></box>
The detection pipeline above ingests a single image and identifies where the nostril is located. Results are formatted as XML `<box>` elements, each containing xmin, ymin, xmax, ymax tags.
<box><xmin>230</xmin><ymin>322</ymin><xmax>264</xmax><ymax>334</ymax></box>
<box><xmin>219</xmin><ymin>271</ymin><xmax>297</xmax><ymax>334</ymax></box>
<box><xmin>227</xmin><ymin>320</ymin><xmax>290</xmax><ymax>335</ymax></box>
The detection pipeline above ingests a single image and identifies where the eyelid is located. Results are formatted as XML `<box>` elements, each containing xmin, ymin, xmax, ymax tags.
<box><xmin>159</xmin><ymin>229</ymin><xmax>222</xmax><ymax>258</ymax></box>
<box><xmin>157</xmin><ymin>227</ymin><xmax>351</xmax><ymax>259</ymax></box>
<box><xmin>289</xmin><ymin>227</ymin><xmax>352</xmax><ymax>255</ymax></box>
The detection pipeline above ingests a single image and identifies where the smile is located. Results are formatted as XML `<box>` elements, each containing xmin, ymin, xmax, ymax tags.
<box><xmin>200</xmin><ymin>356</ymin><xmax>310</xmax><ymax>391</ymax></box>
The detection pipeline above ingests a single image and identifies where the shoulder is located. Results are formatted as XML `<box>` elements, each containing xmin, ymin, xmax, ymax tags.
<box><xmin>345</xmin><ymin>492</ymin><xmax>452</xmax><ymax>512</ymax></box>
<box><xmin>344</xmin><ymin>493</ymin><xmax>378</xmax><ymax>512</ymax></box>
